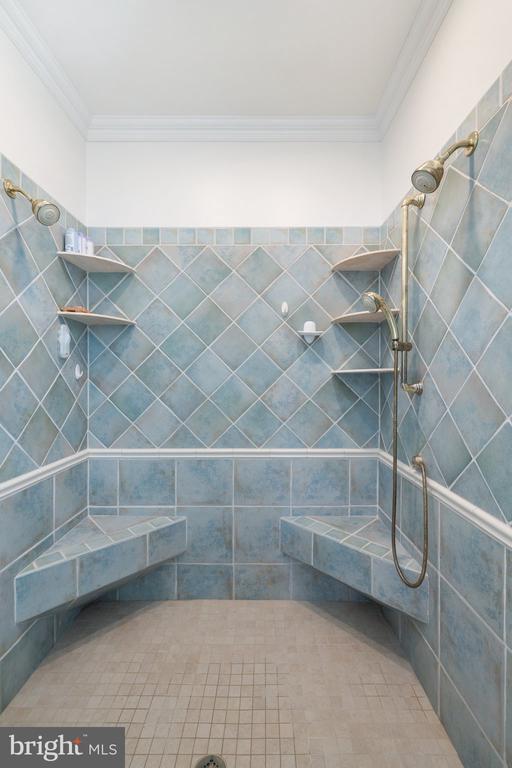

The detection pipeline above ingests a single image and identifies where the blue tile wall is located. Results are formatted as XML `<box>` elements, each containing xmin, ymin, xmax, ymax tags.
<box><xmin>380</xmin><ymin>465</ymin><xmax>510</xmax><ymax>767</ymax></box>
<box><xmin>0</xmin><ymin>60</ymin><xmax>511</xmax><ymax>766</ymax></box>
<box><xmin>94</xmin><ymin>455</ymin><xmax>372</xmax><ymax>603</ymax></box>
<box><xmin>0</xmin><ymin>459</ymin><xmax>87</xmax><ymax>710</ymax></box>
<box><xmin>378</xmin><ymin>63</ymin><xmax>512</xmax><ymax>768</ymax></box>
<box><xmin>379</xmin><ymin>80</ymin><xmax>512</xmax><ymax>527</ymax></box>
<box><xmin>85</xmin><ymin>237</ymin><xmax>381</xmax><ymax>449</ymax></box>
<box><xmin>0</xmin><ymin>155</ymin><xmax>87</xmax><ymax>482</ymax></box>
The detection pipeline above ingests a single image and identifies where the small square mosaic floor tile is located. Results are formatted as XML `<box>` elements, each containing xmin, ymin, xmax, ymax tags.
<box><xmin>0</xmin><ymin>601</ymin><xmax>462</xmax><ymax>768</ymax></box>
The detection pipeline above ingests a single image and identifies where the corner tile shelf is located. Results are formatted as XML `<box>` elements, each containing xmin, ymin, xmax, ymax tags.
<box><xmin>58</xmin><ymin>251</ymin><xmax>135</xmax><ymax>273</ymax></box>
<box><xmin>15</xmin><ymin>514</ymin><xmax>186</xmax><ymax>622</ymax></box>
<box><xmin>281</xmin><ymin>515</ymin><xmax>428</xmax><ymax>621</ymax></box>
<box><xmin>331</xmin><ymin>248</ymin><xmax>400</xmax><ymax>272</ymax></box>
<box><xmin>332</xmin><ymin>368</ymin><xmax>394</xmax><ymax>375</ymax></box>
<box><xmin>58</xmin><ymin>311</ymin><xmax>135</xmax><ymax>326</ymax></box>
<box><xmin>332</xmin><ymin>309</ymin><xmax>399</xmax><ymax>324</ymax></box>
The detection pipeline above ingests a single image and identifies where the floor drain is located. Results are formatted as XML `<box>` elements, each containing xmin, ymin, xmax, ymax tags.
<box><xmin>195</xmin><ymin>757</ymin><xmax>226</xmax><ymax>768</ymax></box>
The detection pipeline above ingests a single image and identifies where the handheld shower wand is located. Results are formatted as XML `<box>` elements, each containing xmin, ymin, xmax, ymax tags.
<box><xmin>362</xmin><ymin>291</ymin><xmax>410</xmax><ymax>354</ymax></box>
<box><xmin>362</xmin><ymin>291</ymin><xmax>399</xmax><ymax>342</ymax></box>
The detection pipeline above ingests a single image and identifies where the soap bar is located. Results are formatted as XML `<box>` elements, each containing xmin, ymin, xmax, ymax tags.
<box><xmin>61</xmin><ymin>306</ymin><xmax>90</xmax><ymax>313</ymax></box>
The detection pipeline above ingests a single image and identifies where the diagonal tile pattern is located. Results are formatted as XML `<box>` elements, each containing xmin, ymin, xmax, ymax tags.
<box><xmin>3</xmin><ymin>86</ymin><xmax>511</xmax><ymax>502</ymax></box>
<box><xmin>0</xmin><ymin>157</ymin><xmax>87</xmax><ymax>481</ymax></box>
<box><xmin>87</xmin><ymin>235</ymin><xmax>380</xmax><ymax>449</ymax></box>
<box><xmin>380</xmin><ymin>92</ymin><xmax>512</xmax><ymax>524</ymax></box>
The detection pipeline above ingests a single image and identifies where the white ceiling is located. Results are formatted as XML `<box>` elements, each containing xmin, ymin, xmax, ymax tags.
<box><xmin>18</xmin><ymin>0</ymin><xmax>422</xmax><ymax>115</ymax></box>
<box><xmin>4</xmin><ymin>0</ymin><xmax>452</xmax><ymax>139</ymax></box>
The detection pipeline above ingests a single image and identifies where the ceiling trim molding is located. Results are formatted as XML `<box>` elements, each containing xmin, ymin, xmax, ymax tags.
<box><xmin>0</xmin><ymin>0</ymin><xmax>90</xmax><ymax>136</ymax></box>
<box><xmin>376</xmin><ymin>0</ymin><xmax>453</xmax><ymax>136</ymax></box>
<box><xmin>0</xmin><ymin>0</ymin><xmax>452</xmax><ymax>143</ymax></box>
<box><xmin>87</xmin><ymin>115</ymin><xmax>381</xmax><ymax>143</ymax></box>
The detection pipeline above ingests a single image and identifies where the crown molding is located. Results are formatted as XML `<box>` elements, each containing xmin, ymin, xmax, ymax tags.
<box><xmin>0</xmin><ymin>0</ymin><xmax>451</xmax><ymax>143</ymax></box>
<box><xmin>376</xmin><ymin>0</ymin><xmax>453</xmax><ymax>136</ymax></box>
<box><xmin>87</xmin><ymin>115</ymin><xmax>381</xmax><ymax>142</ymax></box>
<box><xmin>0</xmin><ymin>0</ymin><xmax>90</xmax><ymax>136</ymax></box>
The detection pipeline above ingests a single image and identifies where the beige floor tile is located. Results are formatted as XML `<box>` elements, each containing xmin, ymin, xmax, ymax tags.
<box><xmin>0</xmin><ymin>601</ymin><xmax>462</xmax><ymax>768</ymax></box>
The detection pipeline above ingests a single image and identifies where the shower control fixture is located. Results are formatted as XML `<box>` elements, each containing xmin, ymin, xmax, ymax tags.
<box><xmin>368</xmin><ymin>129</ymin><xmax>482</xmax><ymax>592</ymax></box>
<box><xmin>362</xmin><ymin>290</ymin><xmax>429</xmax><ymax>589</ymax></box>
<box><xmin>2</xmin><ymin>179</ymin><xmax>60</xmax><ymax>226</ymax></box>
<box><xmin>411</xmin><ymin>131</ymin><xmax>479</xmax><ymax>193</ymax></box>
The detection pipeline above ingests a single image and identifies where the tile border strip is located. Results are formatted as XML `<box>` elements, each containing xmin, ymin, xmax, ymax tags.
<box><xmin>378</xmin><ymin>450</ymin><xmax>512</xmax><ymax>549</ymax></box>
<box><xmin>1</xmin><ymin>447</ymin><xmax>511</xmax><ymax>549</ymax></box>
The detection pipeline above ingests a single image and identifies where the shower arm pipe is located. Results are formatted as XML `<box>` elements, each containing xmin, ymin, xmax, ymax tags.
<box><xmin>3</xmin><ymin>179</ymin><xmax>32</xmax><ymax>202</ymax></box>
<box><xmin>400</xmin><ymin>193</ymin><xmax>425</xmax><ymax>395</ymax></box>
<box><xmin>2</xmin><ymin>178</ymin><xmax>60</xmax><ymax>226</ymax></box>
<box><xmin>436</xmin><ymin>133</ymin><xmax>479</xmax><ymax>164</ymax></box>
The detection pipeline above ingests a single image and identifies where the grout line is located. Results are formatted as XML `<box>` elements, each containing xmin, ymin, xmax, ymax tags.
<box><xmin>116</xmin><ymin>458</ymin><xmax>120</xmax><ymax>514</ymax></box>
<box><xmin>439</xmin><ymin>661</ymin><xmax>506</xmax><ymax>766</ymax></box>
<box><xmin>231</xmin><ymin>458</ymin><xmax>235</xmax><ymax>599</ymax></box>
<box><xmin>85</xmin><ymin>243</ymin><xmax>378</xmax><ymax>449</ymax></box>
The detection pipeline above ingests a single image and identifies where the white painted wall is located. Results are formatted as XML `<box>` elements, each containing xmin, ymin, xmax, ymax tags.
<box><xmin>2</xmin><ymin>0</ymin><xmax>510</xmax><ymax>227</ymax></box>
<box><xmin>0</xmin><ymin>28</ymin><xmax>86</xmax><ymax>219</ymax></box>
<box><xmin>86</xmin><ymin>141</ymin><xmax>382</xmax><ymax>226</ymax></box>
<box><xmin>382</xmin><ymin>0</ymin><xmax>512</xmax><ymax>217</ymax></box>
<box><xmin>87</xmin><ymin>0</ymin><xmax>512</xmax><ymax>228</ymax></box>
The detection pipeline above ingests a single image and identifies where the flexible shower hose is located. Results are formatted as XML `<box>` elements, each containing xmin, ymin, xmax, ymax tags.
<box><xmin>391</xmin><ymin>347</ymin><xmax>429</xmax><ymax>588</ymax></box>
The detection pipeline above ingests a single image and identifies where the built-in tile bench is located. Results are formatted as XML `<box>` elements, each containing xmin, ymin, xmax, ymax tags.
<box><xmin>280</xmin><ymin>515</ymin><xmax>428</xmax><ymax>621</ymax></box>
<box><xmin>15</xmin><ymin>514</ymin><xmax>187</xmax><ymax>622</ymax></box>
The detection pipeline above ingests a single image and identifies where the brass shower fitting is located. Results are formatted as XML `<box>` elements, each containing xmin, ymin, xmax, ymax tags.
<box><xmin>389</xmin><ymin>350</ymin><xmax>429</xmax><ymax>588</ymax></box>
<box><xmin>411</xmin><ymin>131</ymin><xmax>479</xmax><ymax>193</ymax></box>
<box><xmin>2</xmin><ymin>179</ymin><xmax>60</xmax><ymax>226</ymax></box>
<box><xmin>378</xmin><ymin>133</ymin><xmax>480</xmax><ymax>590</ymax></box>
<box><xmin>400</xmin><ymin>192</ymin><xmax>425</xmax><ymax>395</ymax></box>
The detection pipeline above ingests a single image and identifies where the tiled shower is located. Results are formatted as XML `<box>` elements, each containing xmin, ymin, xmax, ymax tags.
<box><xmin>0</xmin><ymin>10</ymin><xmax>511</xmax><ymax>766</ymax></box>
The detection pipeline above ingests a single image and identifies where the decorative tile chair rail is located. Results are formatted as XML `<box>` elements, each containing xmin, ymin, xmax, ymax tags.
<box><xmin>15</xmin><ymin>514</ymin><xmax>187</xmax><ymax>622</ymax></box>
<box><xmin>280</xmin><ymin>515</ymin><xmax>429</xmax><ymax>621</ymax></box>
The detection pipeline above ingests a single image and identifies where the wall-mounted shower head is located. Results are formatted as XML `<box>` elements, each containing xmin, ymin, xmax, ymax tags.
<box><xmin>411</xmin><ymin>160</ymin><xmax>444</xmax><ymax>194</ymax></box>
<box><xmin>32</xmin><ymin>199</ymin><xmax>60</xmax><ymax>226</ymax></box>
<box><xmin>3</xmin><ymin>179</ymin><xmax>60</xmax><ymax>226</ymax></box>
<box><xmin>362</xmin><ymin>291</ymin><xmax>399</xmax><ymax>342</ymax></box>
<box><xmin>411</xmin><ymin>131</ymin><xmax>479</xmax><ymax>194</ymax></box>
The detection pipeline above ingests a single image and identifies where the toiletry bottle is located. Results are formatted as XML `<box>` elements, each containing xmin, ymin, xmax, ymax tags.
<box><xmin>65</xmin><ymin>228</ymin><xmax>76</xmax><ymax>252</ymax></box>
<box><xmin>86</xmin><ymin>238</ymin><xmax>95</xmax><ymax>256</ymax></box>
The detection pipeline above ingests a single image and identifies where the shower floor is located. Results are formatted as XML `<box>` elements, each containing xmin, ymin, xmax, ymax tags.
<box><xmin>0</xmin><ymin>601</ymin><xmax>461</xmax><ymax>768</ymax></box>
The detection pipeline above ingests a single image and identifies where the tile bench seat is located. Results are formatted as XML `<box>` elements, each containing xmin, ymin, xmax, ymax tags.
<box><xmin>280</xmin><ymin>515</ymin><xmax>429</xmax><ymax>621</ymax></box>
<box><xmin>15</xmin><ymin>514</ymin><xmax>187</xmax><ymax>622</ymax></box>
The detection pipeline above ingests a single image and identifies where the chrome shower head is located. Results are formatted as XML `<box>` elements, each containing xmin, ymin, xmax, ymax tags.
<box><xmin>3</xmin><ymin>179</ymin><xmax>60</xmax><ymax>226</ymax></box>
<box><xmin>362</xmin><ymin>291</ymin><xmax>399</xmax><ymax>342</ymax></box>
<box><xmin>411</xmin><ymin>131</ymin><xmax>479</xmax><ymax>194</ymax></box>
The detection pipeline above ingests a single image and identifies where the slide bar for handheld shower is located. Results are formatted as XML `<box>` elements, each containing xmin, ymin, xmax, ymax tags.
<box><xmin>400</xmin><ymin>193</ymin><xmax>425</xmax><ymax>394</ymax></box>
